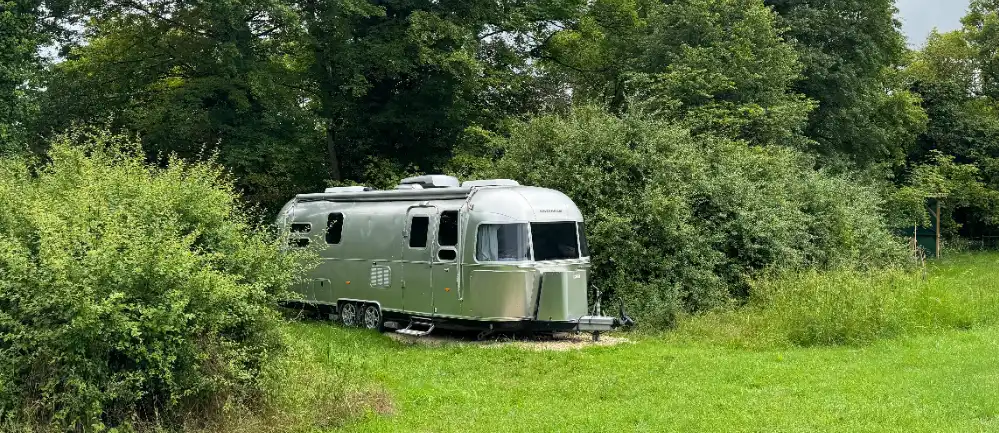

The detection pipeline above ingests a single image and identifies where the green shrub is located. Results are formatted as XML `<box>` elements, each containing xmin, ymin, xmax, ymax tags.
<box><xmin>0</xmin><ymin>128</ymin><xmax>309</xmax><ymax>431</ymax></box>
<box><xmin>485</xmin><ymin>107</ymin><xmax>908</xmax><ymax>325</ymax></box>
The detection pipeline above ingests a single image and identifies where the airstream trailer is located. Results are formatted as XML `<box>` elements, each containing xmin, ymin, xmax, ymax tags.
<box><xmin>277</xmin><ymin>175</ymin><xmax>627</xmax><ymax>338</ymax></box>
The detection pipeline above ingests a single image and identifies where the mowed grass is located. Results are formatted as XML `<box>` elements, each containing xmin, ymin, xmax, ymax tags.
<box><xmin>285</xmin><ymin>253</ymin><xmax>999</xmax><ymax>433</ymax></box>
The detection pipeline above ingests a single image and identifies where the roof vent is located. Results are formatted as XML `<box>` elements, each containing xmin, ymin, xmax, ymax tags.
<box><xmin>399</xmin><ymin>175</ymin><xmax>460</xmax><ymax>189</ymax></box>
<box><xmin>324</xmin><ymin>186</ymin><xmax>371</xmax><ymax>193</ymax></box>
<box><xmin>461</xmin><ymin>179</ymin><xmax>520</xmax><ymax>188</ymax></box>
<box><xmin>395</xmin><ymin>184</ymin><xmax>423</xmax><ymax>190</ymax></box>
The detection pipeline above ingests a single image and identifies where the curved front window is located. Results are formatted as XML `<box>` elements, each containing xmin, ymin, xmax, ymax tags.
<box><xmin>475</xmin><ymin>221</ymin><xmax>590</xmax><ymax>262</ymax></box>
<box><xmin>476</xmin><ymin>223</ymin><xmax>531</xmax><ymax>261</ymax></box>
<box><xmin>531</xmin><ymin>222</ymin><xmax>582</xmax><ymax>261</ymax></box>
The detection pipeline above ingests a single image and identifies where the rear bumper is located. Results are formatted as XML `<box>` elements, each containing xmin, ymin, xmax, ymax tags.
<box><xmin>381</xmin><ymin>313</ymin><xmax>629</xmax><ymax>334</ymax></box>
<box><xmin>575</xmin><ymin>315</ymin><xmax>619</xmax><ymax>332</ymax></box>
<box><xmin>530</xmin><ymin>315</ymin><xmax>620</xmax><ymax>333</ymax></box>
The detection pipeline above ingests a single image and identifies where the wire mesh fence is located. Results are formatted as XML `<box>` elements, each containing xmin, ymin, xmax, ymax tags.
<box><xmin>965</xmin><ymin>236</ymin><xmax>999</xmax><ymax>251</ymax></box>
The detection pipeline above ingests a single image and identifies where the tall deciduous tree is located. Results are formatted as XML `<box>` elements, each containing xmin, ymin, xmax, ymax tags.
<box><xmin>541</xmin><ymin>0</ymin><xmax>814</xmax><ymax>148</ymax></box>
<box><xmin>906</xmin><ymin>28</ymin><xmax>999</xmax><ymax>235</ymax></box>
<box><xmin>1</xmin><ymin>0</ymin><xmax>43</xmax><ymax>152</ymax></box>
<box><xmin>964</xmin><ymin>0</ymin><xmax>999</xmax><ymax>99</ymax></box>
<box><xmin>291</xmin><ymin>0</ymin><xmax>582</xmax><ymax>183</ymax></box>
<box><xmin>37</xmin><ymin>0</ymin><xmax>328</xmax><ymax>209</ymax></box>
<box><xmin>765</xmin><ymin>0</ymin><xmax>927</xmax><ymax>165</ymax></box>
<box><xmin>36</xmin><ymin>0</ymin><xmax>582</xmax><ymax>209</ymax></box>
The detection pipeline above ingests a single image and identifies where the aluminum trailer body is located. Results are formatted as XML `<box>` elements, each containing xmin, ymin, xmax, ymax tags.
<box><xmin>277</xmin><ymin>176</ymin><xmax>622</xmax><ymax>336</ymax></box>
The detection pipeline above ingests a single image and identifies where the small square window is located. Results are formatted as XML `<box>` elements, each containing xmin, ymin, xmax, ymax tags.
<box><xmin>290</xmin><ymin>223</ymin><xmax>311</xmax><ymax>233</ymax></box>
<box><xmin>326</xmin><ymin>213</ymin><xmax>344</xmax><ymax>244</ymax></box>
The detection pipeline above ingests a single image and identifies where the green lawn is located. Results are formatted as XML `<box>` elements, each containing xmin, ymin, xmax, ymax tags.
<box><xmin>287</xmin><ymin>253</ymin><xmax>999</xmax><ymax>433</ymax></box>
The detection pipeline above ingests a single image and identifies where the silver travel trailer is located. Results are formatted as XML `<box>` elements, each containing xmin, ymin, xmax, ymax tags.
<box><xmin>277</xmin><ymin>175</ymin><xmax>628</xmax><ymax>338</ymax></box>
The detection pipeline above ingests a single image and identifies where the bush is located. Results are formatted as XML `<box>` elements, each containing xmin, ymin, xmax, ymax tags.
<box><xmin>486</xmin><ymin>107</ymin><xmax>908</xmax><ymax>325</ymax></box>
<box><xmin>0</xmin><ymin>129</ymin><xmax>309</xmax><ymax>431</ymax></box>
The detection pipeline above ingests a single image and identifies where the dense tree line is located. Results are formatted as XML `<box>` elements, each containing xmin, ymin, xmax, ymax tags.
<box><xmin>3</xmin><ymin>1</ymin><xmax>999</xmax><ymax>307</ymax></box>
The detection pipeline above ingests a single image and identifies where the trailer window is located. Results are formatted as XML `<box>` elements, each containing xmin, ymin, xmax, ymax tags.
<box><xmin>577</xmin><ymin>222</ymin><xmax>590</xmax><ymax>257</ymax></box>
<box><xmin>438</xmin><ymin>211</ymin><xmax>459</xmax><ymax>246</ymax></box>
<box><xmin>326</xmin><ymin>213</ymin><xmax>344</xmax><ymax>244</ymax></box>
<box><xmin>476</xmin><ymin>224</ymin><xmax>530</xmax><ymax>261</ymax></box>
<box><xmin>290</xmin><ymin>223</ymin><xmax>311</xmax><ymax>233</ymax></box>
<box><xmin>409</xmin><ymin>216</ymin><xmax>430</xmax><ymax>248</ymax></box>
<box><xmin>531</xmin><ymin>222</ymin><xmax>580</xmax><ymax>261</ymax></box>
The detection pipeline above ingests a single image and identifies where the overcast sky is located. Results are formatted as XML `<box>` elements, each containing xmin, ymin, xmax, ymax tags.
<box><xmin>896</xmin><ymin>0</ymin><xmax>972</xmax><ymax>46</ymax></box>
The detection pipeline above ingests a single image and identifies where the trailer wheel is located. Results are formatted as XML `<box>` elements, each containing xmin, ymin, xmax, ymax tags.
<box><xmin>362</xmin><ymin>305</ymin><xmax>383</xmax><ymax>332</ymax></box>
<box><xmin>340</xmin><ymin>302</ymin><xmax>360</xmax><ymax>327</ymax></box>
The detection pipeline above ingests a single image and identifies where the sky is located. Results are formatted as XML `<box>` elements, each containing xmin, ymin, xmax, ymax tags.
<box><xmin>896</xmin><ymin>0</ymin><xmax>973</xmax><ymax>47</ymax></box>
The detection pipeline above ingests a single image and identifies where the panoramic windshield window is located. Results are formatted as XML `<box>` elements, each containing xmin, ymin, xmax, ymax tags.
<box><xmin>531</xmin><ymin>222</ymin><xmax>580</xmax><ymax>261</ymax></box>
<box><xmin>476</xmin><ymin>224</ymin><xmax>530</xmax><ymax>261</ymax></box>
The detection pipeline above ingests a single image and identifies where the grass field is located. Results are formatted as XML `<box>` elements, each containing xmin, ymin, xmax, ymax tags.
<box><xmin>285</xmin><ymin>253</ymin><xmax>999</xmax><ymax>433</ymax></box>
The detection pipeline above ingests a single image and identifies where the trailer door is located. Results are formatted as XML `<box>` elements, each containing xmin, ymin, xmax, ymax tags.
<box><xmin>431</xmin><ymin>210</ymin><xmax>461</xmax><ymax>316</ymax></box>
<box><xmin>401</xmin><ymin>206</ymin><xmax>436</xmax><ymax>315</ymax></box>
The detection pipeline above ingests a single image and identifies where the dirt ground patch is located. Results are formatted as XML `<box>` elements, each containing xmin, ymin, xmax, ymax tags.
<box><xmin>386</xmin><ymin>331</ymin><xmax>631</xmax><ymax>351</ymax></box>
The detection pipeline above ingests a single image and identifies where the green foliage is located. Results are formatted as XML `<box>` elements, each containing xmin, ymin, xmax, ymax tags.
<box><xmin>36</xmin><ymin>0</ymin><xmax>330</xmax><ymax>212</ymax></box>
<box><xmin>888</xmin><ymin>151</ymin><xmax>999</xmax><ymax>237</ymax></box>
<box><xmin>635</xmin><ymin>0</ymin><xmax>814</xmax><ymax>148</ymax></box>
<box><xmin>677</xmin><ymin>254</ymin><xmax>999</xmax><ymax>347</ymax></box>
<box><xmin>35</xmin><ymin>0</ymin><xmax>582</xmax><ymax>210</ymax></box>
<box><xmin>545</xmin><ymin>0</ymin><xmax>814</xmax><ymax>148</ymax></box>
<box><xmin>750</xmin><ymin>270</ymin><xmax>953</xmax><ymax>346</ymax></box>
<box><xmin>964</xmin><ymin>0</ymin><xmax>999</xmax><ymax>100</ymax></box>
<box><xmin>766</xmin><ymin>0</ymin><xmax>927</xmax><ymax>164</ymax></box>
<box><xmin>484</xmin><ymin>107</ymin><xmax>908</xmax><ymax>326</ymax></box>
<box><xmin>292</xmin><ymin>0</ymin><xmax>581</xmax><ymax>183</ymax></box>
<box><xmin>908</xmin><ymin>31</ymin><xmax>999</xmax><ymax>181</ymax></box>
<box><xmin>905</xmin><ymin>28</ymin><xmax>999</xmax><ymax>236</ymax></box>
<box><xmin>0</xmin><ymin>0</ymin><xmax>44</xmax><ymax>153</ymax></box>
<box><xmin>0</xmin><ymin>128</ymin><xmax>309</xmax><ymax>430</ymax></box>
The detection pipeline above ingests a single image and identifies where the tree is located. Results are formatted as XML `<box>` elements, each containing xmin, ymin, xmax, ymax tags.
<box><xmin>964</xmin><ymin>0</ymin><xmax>999</xmax><ymax>100</ymax></box>
<box><xmin>890</xmin><ymin>151</ymin><xmax>999</xmax><ymax>247</ymax></box>
<box><xmin>37</xmin><ymin>0</ymin><xmax>330</xmax><ymax>210</ymax></box>
<box><xmin>36</xmin><ymin>0</ymin><xmax>583</xmax><ymax>210</ymax></box>
<box><xmin>765</xmin><ymin>0</ymin><xmax>927</xmax><ymax>165</ymax></box>
<box><xmin>0</xmin><ymin>0</ymin><xmax>43</xmax><ymax>153</ymax></box>
<box><xmin>905</xmin><ymin>29</ymin><xmax>999</xmax><ymax>238</ymax></box>
<box><xmin>541</xmin><ymin>0</ymin><xmax>814</xmax><ymax>148</ymax></box>
<box><xmin>292</xmin><ymin>0</ymin><xmax>582</xmax><ymax>183</ymax></box>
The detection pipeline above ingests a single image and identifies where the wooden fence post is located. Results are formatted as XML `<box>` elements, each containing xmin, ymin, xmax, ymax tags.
<box><xmin>935</xmin><ymin>199</ymin><xmax>941</xmax><ymax>259</ymax></box>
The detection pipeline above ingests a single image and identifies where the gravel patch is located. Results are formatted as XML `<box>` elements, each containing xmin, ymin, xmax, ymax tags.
<box><xmin>386</xmin><ymin>332</ymin><xmax>630</xmax><ymax>351</ymax></box>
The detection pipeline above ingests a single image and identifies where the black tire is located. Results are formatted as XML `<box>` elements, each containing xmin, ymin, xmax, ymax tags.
<box><xmin>340</xmin><ymin>302</ymin><xmax>360</xmax><ymax>327</ymax></box>
<box><xmin>362</xmin><ymin>304</ymin><xmax>383</xmax><ymax>332</ymax></box>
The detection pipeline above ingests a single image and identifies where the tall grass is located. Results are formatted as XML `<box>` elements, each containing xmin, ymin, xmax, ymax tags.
<box><xmin>673</xmin><ymin>253</ymin><xmax>999</xmax><ymax>347</ymax></box>
<box><xmin>184</xmin><ymin>326</ymin><xmax>390</xmax><ymax>433</ymax></box>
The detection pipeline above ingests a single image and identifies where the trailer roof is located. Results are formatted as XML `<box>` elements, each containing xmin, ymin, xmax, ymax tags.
<box><xmin>295</xmin><ymin>187</ymin><xmax>475</xmax><ymax>203</ymax></box>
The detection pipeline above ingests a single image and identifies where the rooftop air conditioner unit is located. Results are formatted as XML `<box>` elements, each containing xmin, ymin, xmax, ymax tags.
<box><xmin>395</xmin><ymin>184</ymin><xmax>424</xmax><ymax>190</ymax></box>
<box><xmin>399</xmin><ymin>175</ymin><xmax>460</xmax><ymax>189</ymax></box>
